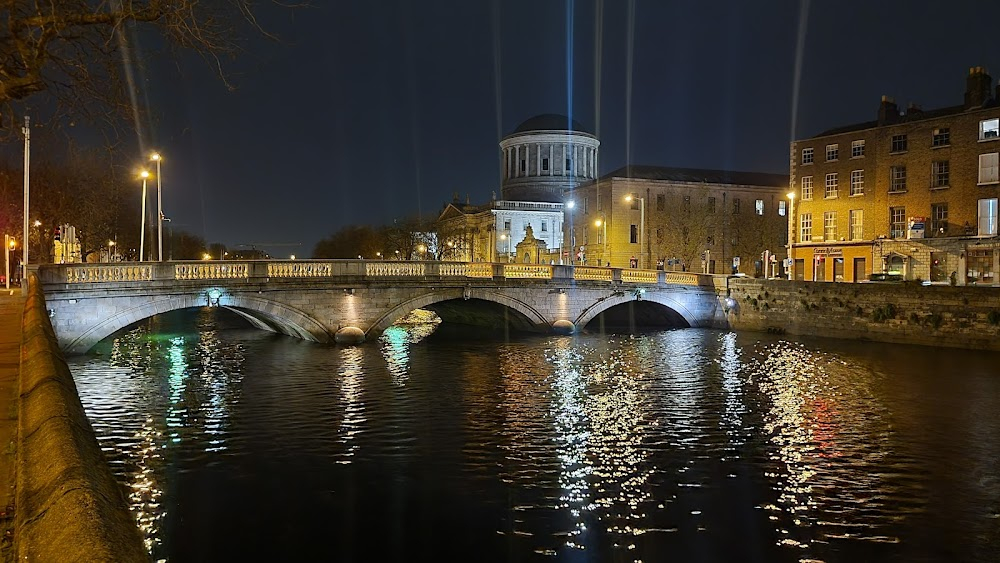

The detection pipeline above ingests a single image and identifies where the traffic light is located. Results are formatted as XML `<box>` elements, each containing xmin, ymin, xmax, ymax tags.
<box><xmin>54</xmin><ymin>226</ymin><xmax>60</xmax><ymax>241</ymax></box>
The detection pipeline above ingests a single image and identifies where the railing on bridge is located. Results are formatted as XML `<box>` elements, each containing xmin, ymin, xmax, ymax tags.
<box><xmin>38</xmin><ymin>260</ymin><xmax>719</xmax><ymax>288</ymax></box>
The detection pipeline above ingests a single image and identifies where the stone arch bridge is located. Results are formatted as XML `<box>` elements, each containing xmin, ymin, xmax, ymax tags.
<box><xmin>35</xmin><ymin>260</ymin><xmax>730</xmax><ymax>354</ymax></box>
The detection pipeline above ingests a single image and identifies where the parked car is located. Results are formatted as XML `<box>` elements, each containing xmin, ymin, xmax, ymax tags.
<box><xmin>867</xmin><ymin>273</ymin><xmax>904</xmax><ymax>282</ymax></box>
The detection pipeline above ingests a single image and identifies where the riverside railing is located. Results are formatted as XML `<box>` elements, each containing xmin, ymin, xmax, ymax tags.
<box><xmin>36</xmin><ymin>260</ymin><xmax>717</xmax><ymax>288</ymax></box>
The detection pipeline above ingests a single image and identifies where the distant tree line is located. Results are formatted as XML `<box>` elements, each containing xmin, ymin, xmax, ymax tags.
<box><xmin>312</xmin><ymin>217</ymin><xmax>436</xmax><ymax>260</ymax></box>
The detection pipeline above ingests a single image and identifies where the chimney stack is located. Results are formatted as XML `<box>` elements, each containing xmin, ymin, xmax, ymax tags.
<box><xmin>878</xmin><ymin>95</ymin><xmax>899</xmax><ymax>124</ymax></box>
<box><xmin>965</xmin><ymin>66</ymin><xmax>992</xmax><ymax>109</ymax></box>
<box><xmin>906</xmin><ymin>102</ymin><xmax>922</xmax><ymax>115</ymax></box>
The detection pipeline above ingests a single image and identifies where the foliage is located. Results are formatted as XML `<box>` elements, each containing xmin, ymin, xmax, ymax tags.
<box><xmin>872</xmin><ymin>303</ymin><xmax>898</xmax><ymax>322</ymax></box>
<box><xmin>988</xmin><ymin>310</ymin><xmax>1000</xmax><ymax>326</ymax></box>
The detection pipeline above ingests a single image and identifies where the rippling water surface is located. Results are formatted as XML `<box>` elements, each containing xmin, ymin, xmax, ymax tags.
<box><xmin>67</xmin><ymin>308</ymin><xmax>1000</xmax><ymax>562</ymax></box>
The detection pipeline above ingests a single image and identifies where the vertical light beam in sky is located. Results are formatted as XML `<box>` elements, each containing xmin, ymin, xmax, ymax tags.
<box><xmin>593</xmin><ymin>0</ymin><xmax>604</xmax><ymax>143</ymax></box>
<box><xmin>625</xmin><ymin>0</ymin><xmax>635</xmax><ymax>169</ymax></box>
<box><xmin>565</xmin><ymin>0</ymin><xmax>575</xmax><ymax>128</ymax></box>
<box><xmin>790</xmin><ymin>1</ymin><xmax>811</xmax><ymax>142</ymax></box>
<box><xmin>493</xmin><ymin>0</ymin><xmax>504</xmax><ymax>179</ymax></box>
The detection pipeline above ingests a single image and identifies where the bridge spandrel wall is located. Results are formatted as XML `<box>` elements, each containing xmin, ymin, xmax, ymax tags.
<box><xmin>37</xmin><ymin>262</ymin><xmax>726</xmax><ymax>352</ymax></box>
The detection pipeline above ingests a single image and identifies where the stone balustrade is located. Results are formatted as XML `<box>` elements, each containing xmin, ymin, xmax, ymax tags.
<box><xmin>268</xmin><ymin>262</ymin><xmax>333</xmax><ymax>278</ymax></box>
<box><xmin>64</xmin><ymin>265</ymin><xmax>152</xmax><ymax>283</ymax></box>
<box><xmin>574</xmin><ymin>266</ymin><xmax>612</xmax><ymax>282</ymax></box>
<box><xmin>503</xmin><ymin>264</ymin><xmax>553</xmax><ymax>279</ymax></box>
<box><xmin>175</xmin><ymin>263</ymin><xmax>249</xmax><ymax>280</ymax></box>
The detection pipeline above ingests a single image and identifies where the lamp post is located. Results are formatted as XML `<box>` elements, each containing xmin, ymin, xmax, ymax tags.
<box><xmin>625</xmin><ymin>194</ymin><xmax>645</xmax><ymax>268</ymax></box>
<box><xmin>565</xmin><ymin>200</ymin><xmax>575</xmax><ymax>265</ymax></box>
<box><xmin>22</xmin><ymin>116</ymin><xmax>29</xmax><ymax>289</ymax></box>
<box><xmin>150</xmin><ymin>153</ymin><xmax>163</xmax><ymax>261</ymax></box>
<box><xmin>786</xmin><ymin>191</ymin><xmax>796</xmax><ymax>280</ymax></box>
<box><xmin>139</xmin><ymin>170</ymin><xmax>150</xmax><ymax>261</ymax></box>
<box><xmin>595</xmin><ymin>216</ymin><xmax>608</xmax><ymax>266</ymax></box>
<box><xmin>32</xmin><ymin>220</ymin><xmax>41</xmax><ymax>263</ymax></box>
<box><xmin>4</xmin><ymin>236</ymin><xmax>14</xmax><ymax>290</ymax></box>
<box><xmin>108</xmin><ymin>240</ymin><xmax>117</xmax><ymax>262</ymax></box>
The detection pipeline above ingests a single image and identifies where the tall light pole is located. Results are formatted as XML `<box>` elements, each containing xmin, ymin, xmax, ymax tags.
<box><xmin>625</xmin><ymin>194</ymin><xmax>645</xmax><ymax>268</ymax></box>
<box><xmin>139</xmin><ymin>170</ymin><xmax>150</xmax><ymax>262</ymax></box>
<box><xmin>786</xmin><ymin>191</ymin><xmax>796</xmax><ymax>280</ymax></box>
<box><xmin>22</xmin><ymin>115</ymin><xmax>29</xmax><ymax>285</ymax></box>
<box><xmin>4</xmin><ymin>236</ymin><xmax>14</xmax><ymax>290</ymax></box>
<box><xmin>595</xmin><ymin>216</ymin><xmax>608</xmax><ymax>266</ymax></box>
<box><xmin>151</xmin><ymin>153</ymin><xmax>163</xmax><ymax>261</ymax></box>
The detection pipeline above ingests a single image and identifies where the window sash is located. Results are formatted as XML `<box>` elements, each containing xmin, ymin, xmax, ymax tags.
<box><xmin>979</xmin><ymin>153</ymin><xmax>999</xmax><ymax>184</ymax></box>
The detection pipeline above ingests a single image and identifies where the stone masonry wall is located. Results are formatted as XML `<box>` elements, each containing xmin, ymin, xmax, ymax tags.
<box><xmin>727</xmin><ymin>278</ymin><xmax>1000</xmax><ymax>351</ymax></box>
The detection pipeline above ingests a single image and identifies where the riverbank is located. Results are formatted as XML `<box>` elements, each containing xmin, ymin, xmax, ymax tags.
<box><xmin>15</xmin><ymin>276</ymin><xmax>146</xmax><ymax>562</ymax></box>
<box><xmin>727</xmin><ymin>278</ymin><xmax>1000</xmax><ymax>351</ymax></box>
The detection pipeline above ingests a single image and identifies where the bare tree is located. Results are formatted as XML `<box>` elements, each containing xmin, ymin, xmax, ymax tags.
<box><xmin>0</xmin><ymin>1</ymin><xmax>287</xmax><ymax>130</ymax></box>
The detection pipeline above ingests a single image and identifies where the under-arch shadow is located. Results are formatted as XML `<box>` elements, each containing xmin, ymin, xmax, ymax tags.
<box><xmin>576</xmin><ymin>291</ymin><xmax>702</xmax><ymax>332</ymax></box>
<box><xmin>64</xmin><ymin>292</ymin><xmax>330</xmax><ymax>354</ymax></box>
<box><xmin>366</xmin><ymin>288</ymin><xmax>549</xmax><ymax>336</ymax></box>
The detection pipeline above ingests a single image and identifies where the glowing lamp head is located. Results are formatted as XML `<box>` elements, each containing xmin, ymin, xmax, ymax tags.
<box><xmin>150</xmin><ymin>152</ymin><xmax>161</xmax><ymax>162</ymax></box>
<box><xmin>566</xmin><ymin>200</ymin><xmax>575</xmax><ymax>209</ymax></box>
<box><xmin>8</xmin><ymin>239</ymin><xmax>14</xmax><ymax>249</ymax></box>
<box><xmin>33</xmin><ymin>220</ymin><xmax>41</xmax><ymax>227</ymax></box>
<box><xmin>594</xmin><ymin>219</ymin><xmax>603</xmax><ymax>227</ymax></box>
<box><xmin>202</xmin><ymin>253</ymin><xmax>211</xmax><ymax>260</ymax></box>
<box><xmin>625</xmin><ymin>194</ymin><xmax>634</xmax><ymax>202</ymax></box>
<box><xmin>787</xmin><ymin>192</ymin><xmax>795</xmax><ymax>199</ymax></box>
<box><xmin>140</xmin><ymin>170</ymin><xmax>150</xmax><ymax>179</ymax></box>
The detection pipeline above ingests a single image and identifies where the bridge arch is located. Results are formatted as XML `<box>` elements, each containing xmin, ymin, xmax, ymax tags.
<box><xmin>64</xmin><ymin>291</ymin><xmax>330</xmax><ymax>354</ymax></box>
<box><xmin>366</xmin><ymin>287</ymin><xmax>550</xmax><ymax>336</ymax></box>
<box><xmin>575</xmin><ymin>291</ymin><xmax>704</xmax><ymax>330</ymax></box>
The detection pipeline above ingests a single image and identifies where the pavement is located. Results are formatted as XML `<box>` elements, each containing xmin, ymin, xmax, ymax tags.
<box><xmin>0</xmin><ymin>291</ymin><xmax>23</xmax><ymax>560</ymax></box>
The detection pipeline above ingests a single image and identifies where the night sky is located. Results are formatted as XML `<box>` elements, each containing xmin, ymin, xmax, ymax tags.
<box><xmin>128</xmin><ymin>0</ymin><xmax>1000</xmax><ymax>257</ymax></box>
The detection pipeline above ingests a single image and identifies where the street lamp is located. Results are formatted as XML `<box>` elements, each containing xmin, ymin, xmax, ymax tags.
<box><xmin>108</xmin><ymin>240</ymin><xmax>117</xmax><ymax>262</ymax></box>
<box><xmin>499</xmin><ymin>233</ymin><xmax>509</xmax><ymax>262</ymax></box>
<box><xmin>139</xmin><ymin>170</ymin><xmax>150</xmax><ymax>262</ymax></box>
<box><xmin>4</xmin><ymin>236</ymin><xmax>15</xmax><ymax>290</ymax></box>
<box><xmin>786</xmin><ymin>191</ymin><xmax>796</xmax><ymax>280</ymax></box>
<box><xmin>32</xmin><ymin>220</ymin><xmax>41</xmax><ymax>263</ymax></box>
<box><xmin>595</xmin><ymin>216</ymin><xmax>608</xmax><ymax>266</ymax></box>
<box><xmin>625</xmin><ymin>194</ymin><xmax>645</xmax><ymax>268</ymax></box>
<box><xmin>150</xmin><ymin>152</ymin><xmax>163</xmax><ymax>261</ymax></box>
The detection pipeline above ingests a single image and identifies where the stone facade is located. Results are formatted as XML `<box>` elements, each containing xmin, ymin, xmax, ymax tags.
<box><xmin>727</xmin><ymin>277</ymin><xmax>1000</xmax><ymax>351</ymax></box>
<box><xmin>567</xmin><ymin>166</ymin><xmax>789</xmax><ymax>273</ymax></box>
<box><xmin>790</xmin><ymin>66</ymin><xmax>1000</xmax><ymax>284</ymax></box>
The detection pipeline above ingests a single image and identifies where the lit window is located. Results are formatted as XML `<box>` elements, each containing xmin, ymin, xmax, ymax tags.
<box><xmin>825</xmin><ymin>144</ymin><xmax>838</xmax><ymax>161</ymax></box>
<box><xmin>851</xmin><ymin>140</ymin><xmax>865</xmax><ymax>158</ymax></box>
<box><xmin>541</xmin><ymin>221</ymin><xmax>547</xmax><ymax>232</ymax></box>
<box><xmin>979</xmin><ymin>198</ymin><xmax>998</xmax><ymax>236</ymax></box>
<box><xmin>825</xmin><ymin>173</ymin><xmax>838</xmax><ymax>198</ymax></box>
<box><xmin>850</xmin><ymin>170</ymin><xmax>864</xmax><ymax>196</ymax></box>
<box><xmin>707</xmin><ymin>197</ymin><xmax>716</xmax><ymax>213</ymax></box>
<box><xmin>778</xmin><ymin>200</ymin><xmax>787</xmax><ymax>216</ymax></box>
<box><xmin>931</xmin><ymin>203</ymin><xmax>948</xmax><ymax>236</ymax></box>
<box><xmin>824</xmin><ymin>211</ymin><xmax>837</xmax><ymax>241</ymax></box>
<box><xmin>979</xmin><ymin>118</ymin><xmax>999</xmax><ymax>140</ymax></box>
<box><xmin>800</xmin><ymin>213</ymin><xmax>812</xmax><ymax>242</ymax></box>
<box><xmin>802</xmin><ymin>147</ymin><xmax>814</xmax><ymax>164</ymax></box>
<box><xmin>850</xmin><ymin>210</ymin><xmax>863</xmax><ymax>241</ymax></box>
<box><xmin>755</xmin><ymin>199</ymin><xmax>764</xmax><ymax>215</ymax></box>
<box><xmin>630</xmin><ymin>224</ymin><xmax>638</xmax><ymax>244</ymax></box>
<box><xmin>979</xmin><ymin>153</ymin><xmax>999</xmax><ymax>184</ymax></box>
<box><xmin>801</xmin><ymin>176</ymin><xmax>813</xmax><ymax>200</ymax></box>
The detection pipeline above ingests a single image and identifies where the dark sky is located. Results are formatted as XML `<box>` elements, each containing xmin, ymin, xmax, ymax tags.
<box><xmin>128</xmin><ymin>0</ymin><xmax>1000</xmax><ymax>257</ymax></box>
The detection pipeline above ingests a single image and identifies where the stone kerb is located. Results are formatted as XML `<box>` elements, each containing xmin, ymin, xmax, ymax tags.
<box><xmin>17</xmin><ymin>274</ymin><xmax>146</xmax><ymax>562</ymax></box>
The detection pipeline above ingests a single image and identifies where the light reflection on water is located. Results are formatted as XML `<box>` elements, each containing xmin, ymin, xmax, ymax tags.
<box><xmin>67</xmin><ymin>308</ymin><xmax>1000</xmax><ymax>562</ymax></box>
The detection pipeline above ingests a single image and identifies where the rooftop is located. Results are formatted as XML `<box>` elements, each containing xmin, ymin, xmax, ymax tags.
<box><xmin>600</xmin><ymin>164</ymin><xmax>788</xmax><ymax>188</ymax></box>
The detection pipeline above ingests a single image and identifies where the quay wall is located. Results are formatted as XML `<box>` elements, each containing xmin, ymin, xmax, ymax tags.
<box><xmin>727</xmin><ymin>278</ymin><xmax>1000</xmax><ymax>352</ymax></box>
<box><xmin>16</xmin><ymin>275</ymin><xmax>146</xmax><ymax>562</ymax></box>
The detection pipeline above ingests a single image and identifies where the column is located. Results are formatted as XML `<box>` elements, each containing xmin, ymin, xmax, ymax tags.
<box><xmin>515</xmin><ymin>145</ymin><xmax>520</xmax><ymax>177</ymax></box>
<box><xmin>549</xmin><ymin>145</ymin><xmax>554</xmax><ymax>176</ymax></box>
<box><xmin>536</xmin><ymin>144</ymin><xmax>540</xmax><ymax>177</ymax></box>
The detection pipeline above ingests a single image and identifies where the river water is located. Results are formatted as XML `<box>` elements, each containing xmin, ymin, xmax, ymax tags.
<box><xmin>67</xmin><ymin>308</ymin><xmax>1000</xmax><ymax>562</ymax></box>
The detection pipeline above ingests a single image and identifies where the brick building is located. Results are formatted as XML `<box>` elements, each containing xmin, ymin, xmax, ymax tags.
<box><xmin>790</xmin><ymin>66</ymin><xmax>1000</xmax><ymax>284</ymax></box>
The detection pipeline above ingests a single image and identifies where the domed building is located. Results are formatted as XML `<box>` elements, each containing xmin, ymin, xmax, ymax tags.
<box><xmin>436</xmin><ymin>114</ymin><xmax>599</xmax><ymax>263</ymax></box>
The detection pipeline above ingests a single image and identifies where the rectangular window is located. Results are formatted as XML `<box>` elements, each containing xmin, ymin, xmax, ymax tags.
<box><xmin>826</xmin><ymin>144</ymin><xmax>839</xmax><ymax>161</ymax></box>
<box><xmin>542</xmin><ymin>158</ymin><xmax>549</xmax><ymax>171</ymax></box>
<box><xmin>932</xmin><ymin>160</ymin><xmax>950</xmax><ymax>189</ymax></box>
<box><xmin>778</xmin><ymin>200</ymin><xmax>787</xmax><ymax>216</ymax></box>
<box><xmin>801</xmin><ymin>176</ymin><xmax>813</xmax><ymax>200</ymax></box>
<box><xmin>708</xmin><ymin>197</ymin><xmax>716</xmax><ymax>213</ymax></box>
<box><xmin>504</xmin><ymin>220</ymin><xmax>511</xmax><ymax>231</ymax></box>
<box><xmin>851</xmin><ymin>139</ymin><xmax>865</xmax><ymax>158</ymax></box>
<box><xmin>849</xmin><ymin>209</ymin><xmax>863</xmax><ymax>240</ymax></box>
<box><xmin>520</xmin><ymin>160</ymin><xmax>526</xmax><ymax>172</ymax></box>
<box><xmin>541</xmin><ymin>221</ymin><xmax>547</xmax><ymax>232</ymax></box>
<box><xmin>755</xmin><ymin>199</ymin><xmax>764</xmax><ymax>215</ymax></box>
<box><xmin>931</xmin><ymin>203</ymin><xmax>948</xmax><ymax>236</ymax></box>
<box><xmin>656</xmin><ymin>194</ymin><xmax>665</xmax><ymax>211</ymax></box>
<box><xmin>733</xmin><ymin>198</ymin><xmax>741</xmax><ymax>214</ymax></box>
<box><xmin>566</xmin><ymin>158</ymin><xmax>572</xmax><ymax>172</ymax></box>
<box><xmin>800</xmin><ymin>213</ymin><xmax>812</xmax><ymax>242</ymax></box>
<box><xmin>890</xmin><ymin>166</ymin><xmax>907</xmax><ymax>192</ymax></box>
<box><xmin>978</xmin><ymin>198</ymin><xmax>998</xmax><ymax>236</ymax></box>
<box><xmin>932</xmin><ymin>128</ymin><xmax>950</xmax><ymax>147</ymax></box>
<box><xmin>979</xmin><ymin>153</ymin><xmax>999</xmax><ymax>184</ymax></box>
<box><xmin>967</xmin><ymin>249</ymin><xmax>994</xmax><ymax>284</ymax></box>
<box><xmin>850</xmin><ymin>169</ymin><xmax>864</xmax><ymax>195</ymax></box>
<box><xmin>891</xmin><ymin>134</ymin><xmax>908</xmax><ymax>153</ymax></box>
<box><xmin>802</xmin><ymin>147</ymin><xmax>814</xmax><ymax>164</ymax></box>
<box><xmin>890</xmin><ymin>206</ymin><xmax>906</xmax><ymax>238</ymax></box>
<box><xmin>629</xmin><ymin>193</ymin><xmax>640</xmax><ymax>210</ymax></box>
<box><xmin>824</xmin><ymin>211</ymin><xmax>837</xmax><ymax>241</ymax></box>
<box><xmin>630</xmin><ymin>224</ymin><xmax>639</xmax><ymax>244</ymax></box>
<box><xmin>980</xmin><ymin>118</ymin><xmax>999</xmax><ymax>140</ymax></box>
<box><xmin>825</xmin><ymin>173</ymin><xmax>838</xmax><ymax>198</ymax></box>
